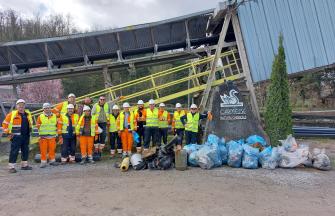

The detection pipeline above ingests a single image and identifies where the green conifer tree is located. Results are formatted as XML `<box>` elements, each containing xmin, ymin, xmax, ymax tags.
<box><xmin>265</xmin><ymin>35</ymin><xmax>293</xmax><ymax>146</ymax></box>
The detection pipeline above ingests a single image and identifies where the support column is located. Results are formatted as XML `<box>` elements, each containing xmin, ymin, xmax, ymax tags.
<box><xmin>102</xmin><ymin>66</ymin><xmax>113</xmax><ymax>101</ymax></box>
<box><xmin>231</xmin><ymin>12</ymin><xmax>260</xmax><ymax>121</ymax></box>
<box><xmin>199</xmin><ymin>11</ymin><xmax>232</xmax><ymax>112</ymax></box>
<box><xmin>12</xmin><ymin>84</ymin><xmax>18</xmax><ymax>99</ymax></box>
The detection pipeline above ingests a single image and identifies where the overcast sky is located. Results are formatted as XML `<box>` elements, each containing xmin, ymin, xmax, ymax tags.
<box><xmin>0</xmin><ymin>0</ymin><xmax>222</xmax><ymax>31</ymax></box>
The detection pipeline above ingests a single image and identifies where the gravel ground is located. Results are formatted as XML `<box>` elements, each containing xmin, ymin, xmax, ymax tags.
<box><xmin>0</xmin><ymin>161</ymin><xmax>334</xmax><ymax>216</ymax></box>
<box><xmin>0</xmin><ymin>138</ymin><xmax>334</xmax><ymax>216</ymax></box>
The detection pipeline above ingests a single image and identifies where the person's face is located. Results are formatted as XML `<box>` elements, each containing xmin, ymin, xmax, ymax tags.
<box><xmin>44</xmin><ymin>107</ymin><xmax>51</xmax><ymax>114</ymax></box>
<box><xmin>124</xmin><ymin>107</ymin><xmax>129</xmax><ymax>112</ymax></box>
<box><xmin>67</xmin><ymin>108</ymin><xmax>74</xmax><ymax>115</ymax></box>
<box><xmin>149</xmin><ymin>104</ymin><xmax>155</xmax><ymax>109</ymax></box>
<box><xmin>177</xmin><ymin>107</ymin><xmax>181</xmax><ymax>112</ymax></box>
<box><xmin>190</xmin><ymin>108</ymin><xmax>197</xmax><ymax>113</ymax></box>
<box><xmin>159</xmin><ymin>106</ymin><xmax>165</xmax><ymax>111</ymax></box>
<box><xmin>113</xmin><ymin>109</ymin><xmax>119</xmax><ymax>114</ymax></box>
<box><xmin>84</xmin><ymin>110</ymin><xmax>90</xmax><ymax>116</ymax></box>
<box><xmin>84</xmin><ymin>97</ymin><xmax>91</xmax><ymax>105</ymax></box>
<box><xmin>68</xmin><ymin>96</ymin><xmax>75</xmax><ymax>104</ymax></box>
<box><xmin>99</xmin><ymin>97</ymin><xmax>105</xmax><ymax>105</ymax></box>
<box><xmin>138</xmin><ymin>104</ymin><xmax>144</xmax><ymax>109</ymax></box>
<box><xmin>16</xmin><ymin>103</ymin><xmax>25</xmax><ymax>113</ymax></box>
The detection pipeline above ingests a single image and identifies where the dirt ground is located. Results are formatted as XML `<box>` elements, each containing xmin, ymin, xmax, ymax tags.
<box><xmin>0</xmin><ymin>138</ymin><xmax>335</xmax><ymax>216</ymax></box>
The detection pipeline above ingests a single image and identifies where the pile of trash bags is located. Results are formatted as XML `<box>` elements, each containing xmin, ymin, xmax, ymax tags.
<box><xmin>183</xmin><ymin>134</ymin><xmax>332</xmax><ymax>171</ymax></box>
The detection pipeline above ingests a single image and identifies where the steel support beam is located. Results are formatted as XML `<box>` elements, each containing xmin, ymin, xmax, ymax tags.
<box><xmin>231</xmin><ymin>11</ymin><xmax>260</xmax><ymax>121</ymax></box>
<box><xmin>199</xmin><ymin>11</ymin><xmax>232</xmax><ymax>112</ymax></box>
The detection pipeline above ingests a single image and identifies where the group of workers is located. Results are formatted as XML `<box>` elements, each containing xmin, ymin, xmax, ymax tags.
<box><xmin>1</xmin><ymin>93</ymin><xmax>212</xmax><ymax>173</ymax></box>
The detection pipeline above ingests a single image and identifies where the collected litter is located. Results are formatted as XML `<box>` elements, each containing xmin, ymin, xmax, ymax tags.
<box><xmin>312</xmin><ymin>148</ymin><xmax>331</xmax><ymax>171</ymax></box>
<box><xmin>182</xmin><ymin>133</ymin><xmax>331</xmax><ymax>171</ymax></box>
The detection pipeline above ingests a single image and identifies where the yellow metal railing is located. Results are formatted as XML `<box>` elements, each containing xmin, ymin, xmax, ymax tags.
<box><xmin>31</xmin><ymin>49</ymin><xmax>243</xmax><ymax>120</ymax></box>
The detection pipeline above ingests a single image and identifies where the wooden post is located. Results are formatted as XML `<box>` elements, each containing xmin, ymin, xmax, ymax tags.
<box><xmin>231</xmin><ymin>12</ymin><xmax>261</xmax><ymax>121</ymax></box>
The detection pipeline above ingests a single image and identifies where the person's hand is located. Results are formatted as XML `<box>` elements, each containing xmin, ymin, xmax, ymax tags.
<box><xmin>207</xmin><ymin>111</ymin><xmax>213</xmax><ymax>121</ymax></box>
<box><xmin>118</xmin><ymin>130</ymin><xmax>121</xmax><ymax>136</ymax></box>
<box><xmin>172</xmin><ymin>128</ymin><xmax>176</xmax><ymax>135</ymax></box>
<box><xmin>95</xmin><ymin>135</ymin><xmax>99</xmax><ymax>141</ymax></box>
<box><xmin>58</xmin><ymin>136</ymin><xmax>63</xmax><ymax>145</ymax></box>
<box><xmin>8</xmin><ymin>134</ymin><xmax>14</xmax><ymax>140</ymax></box>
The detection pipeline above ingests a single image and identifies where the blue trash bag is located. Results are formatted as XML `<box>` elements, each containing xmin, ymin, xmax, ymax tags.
<box><xmin>196</xmin><ymin>144</ymin><xmax>222</xmax><ymax>169</ymax></box>
<box><xmin>207</xmin><ymin>134</ymin><xmax>220</xmax><ymax>145</ymax></box>
<box><xmin>219</xmin><ymin>137</ymin><xmax>226</xmax><ymax>146</ymax></box>
<box><xmin>133</xmin><ymin>131</ymin><xmax>140</xmax><ymax>144</ymax></box>
<box><xmin>259</xmin><ymin>146</ymin><xmax>280</xmax><ymax>169</ymax></box>
<box><xmin>209</xmin><ymin>143</ymin><xmax>222</xmax><ymax>167</ymax></box>
<box><xmin>188</xmin><ymin>151</ymin><xmax>199</xmax><ymax>166</ymax></box>
<box><xmin>237</xmin><ymin>139</ymin><xmax>245</xmax><ymax>145</ymax></box>
<box><xmin>183</xmin><ymin>144</ymin><xmax>202</xmax><ymax>155</ymax></box>
<box><xmin>227</xmin><ymin>141</ymin><xmax>243</xmax><ymax>168</ymax></box>
<box><xmin>219</xmin><ymin>143</ymin><xmax>228</xmax><ymax>165</ymax></box>
<box><xmin>242</xmin><ymin>144</ymin><xmax>259</xmax><ymax>169</ymax></box>
<box><xmin>246</xmin><ymin>135</ymin><xmax>267</xmax><ymax>147</ymax></box>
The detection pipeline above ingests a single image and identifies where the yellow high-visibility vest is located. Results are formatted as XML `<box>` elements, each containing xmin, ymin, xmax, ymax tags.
<box><xmin>94</xmin><ymin>103</ymin><xmax>109</xmax><ymax>121</ymax></box>
<box><xmin>146</xmin><ymin>108</ymin><xmax>159</xmax><ymax>127</ymax></box>
<box><xmin>185</xmin><ymin>113</ymin><xmax>200</xmax><ymax>132</ymax></box>
<box><xmin>39</xmin><ymin>114</ymin><xmax>57</xmax><ymax>136</ymax></box>
<box><xmin>173</xmin><ymin>110</ymin><xmax>186</xmax><ymax>129</ymax></box>
<box><xmin>76</xmin><ymin>115</ymin><xmax>96</xmax><ymax>137</ymax></box>
<box><xmin>109</xmin><ymin>114</ymin><xmax>118</xmax><ymax>132</ymax></box>
<box><xmin>8</xmin><ymin>109</ymin><xmax>33</xmax><ymax>135</ymax></box>
<box><xmin>118</xmin><ymin>111</ymin><xmax>135</xmax><ymax>130</ymax></box>
<box><xmin>61</xmin><ymin>114</ymin><xmax>79</xmax><ymax>134</ymax></box>
<box><xmin>158</xmin><ymin>111</ymin><xmax>168</xmax><ymax>128</ymax></box>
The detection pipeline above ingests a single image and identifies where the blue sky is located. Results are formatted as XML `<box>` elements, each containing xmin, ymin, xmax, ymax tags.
<box><xmin>0</xmin><ymin>0</ymin><xmax>223</xmax><ymax>31</ymax></box>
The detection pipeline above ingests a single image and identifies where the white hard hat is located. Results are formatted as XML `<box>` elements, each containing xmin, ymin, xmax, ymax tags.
<box><xmin>137</xmin><ymin>100</ymin><xmax>144</xmax><ymax>105</ymax></box>
<box><xmin>83</xmin><ymin>105</ymin><xmax>91</xmax><ymax>111</ymax></box>
<box><xmin>176</xmin><ymin>103</ymin><xmax>182</xmax><ymax>108</ymax></box>
<box><xmin>123</xmin><ymin>102</ymin><xmax>130</xmax><ymax>108</ymax></box>
<box><xmin>16</xmin><ymin>99</ymin><xmax>26</xmax><ymax>105</ymax></box>
<box><xmin>112</xmin><ymin>105</ymin><xmax>119</xmax><ymax>110</ymax></box>
<box><xmin>159</xmin><ymin>103</ymin><xmax>165</xmax><ymax>107</ymax></box>
<box><xmin>42</xmin><ymin>103</ymin><xmax>51</xmax><ymax>109</ymax></box>
<box><xmin>68</xmin><ymin>93</ymin><xmax>75</xmax><ymax>98</ymax></box>
<box><xmin>67</xmin><ymin>104</ymin><xmax>74</xmax><ymax>109</ymax></box>
<box><xmin>190</xmin><ymin>104</ymin><xmax>198</xmax><ymax>109</ymax></box>
<box><xmin>148</xmin><ymin>99</ymin><xmax>155</xmax><ymax>105</ymax></box>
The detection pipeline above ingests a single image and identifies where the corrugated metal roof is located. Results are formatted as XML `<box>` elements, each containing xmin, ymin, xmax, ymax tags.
<box><xmin>237</xmin><ymin>0</ymin><xmax>335</xmax><ymax>82</ymax></box>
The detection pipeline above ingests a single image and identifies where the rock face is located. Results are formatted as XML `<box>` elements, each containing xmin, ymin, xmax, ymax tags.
<box><xmin>207</xmin><ymin>81</ymin><xmax>267</xmax><ymax>141</ymax></box>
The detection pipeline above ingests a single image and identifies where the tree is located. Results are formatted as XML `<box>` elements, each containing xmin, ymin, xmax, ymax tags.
<box><xmin>264</xmin><ymin>35</ymin><xmax>293</xmax><ymax>146</ymax></box>
<box><xmin>20</xmin><ymin>79</ymin><xmax>63</xmax><ymax>103</ymax></box>
<box><xmin>61</xmin><ymin>74</ymin><xmax>104</xmax><ymax>99</ymax></box>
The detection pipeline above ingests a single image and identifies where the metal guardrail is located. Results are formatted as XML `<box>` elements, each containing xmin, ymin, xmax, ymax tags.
<box><xmin>293</xmin><ymin>126</ymin><xmax>335</xmax><ymax>137</ymax></box>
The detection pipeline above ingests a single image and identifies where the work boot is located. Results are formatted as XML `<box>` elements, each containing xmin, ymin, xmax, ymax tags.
<box><xmin>88</xmin><ymin>157</ymin><xmax>95</xmax><ymax>164</ymax></box>
<box><xmin>8</xmin><ymin>168</ymin><xmax>17</xmax><ymax>173</ymax></box>
<box><xmin>80</xmin><ymin>157</ymin><xmax>87</xmax><ymax>165</ymax></box>
<box><xmin>49</xmin><ymin>161</ymin><xmax>59</xmax><ymax>166</ymax></box>
<box><xmin>40</xmin><ymin>163</ymin><xmax>47</xmax><ymax>168</ymax></box>
<box><xmin>21</xmin><ymin>165</ymin><xmax>33</xmax><ymax>170</ymax></box>
<box><xmin>60</xmin><ymin>161</ymin><xmax>67</xmax><ymax>165</ymax></box>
